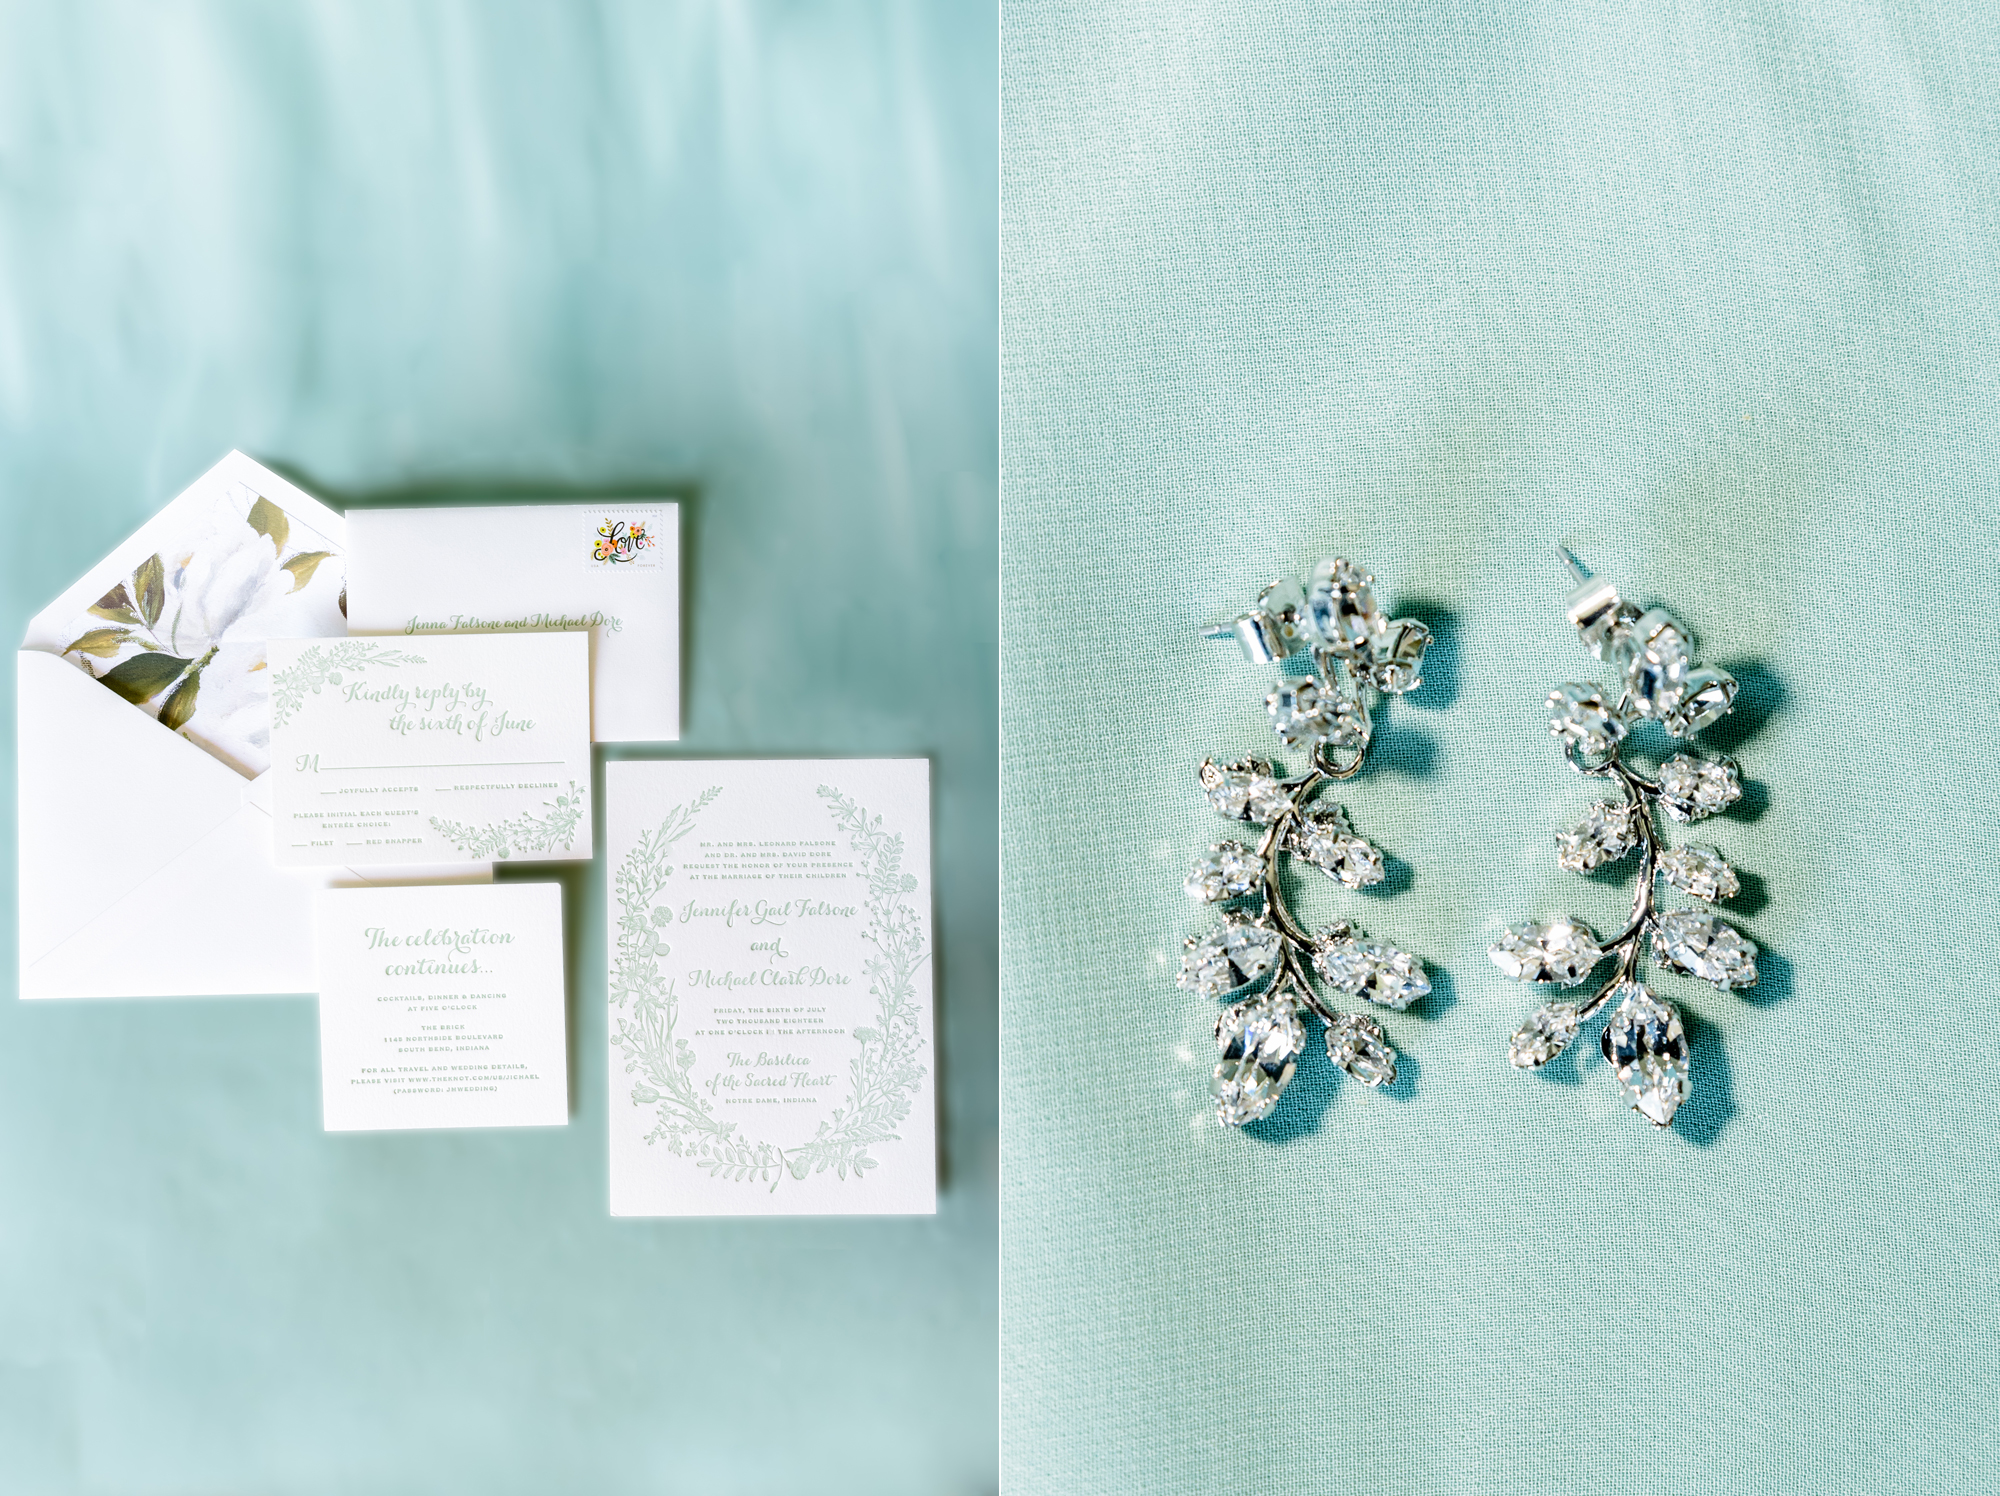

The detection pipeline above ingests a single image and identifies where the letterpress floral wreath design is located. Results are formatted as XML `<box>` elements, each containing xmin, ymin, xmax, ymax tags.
<box><xmin>609</xmin><ymin>784</ymin><xmax>929</xmax><ymax>1190</ymax></box>
<box><xmin>61</xmin><ymin>490</ymin><xmax>344</xmax><ymax>773</ymax></box>
<box><xmin>1493</xmin><ymin>552</ymin><xmax>1761</xmax><ymax>1130</ymax></box>
<box><xmin>267</xmin><ymin>641</ymin><xmax>426</xmax><ymax>729</ymax></box>
<box><xmin>429</xmin><ymin>781</ymin><xmax>585</xmax><ymax>860</ymax></box>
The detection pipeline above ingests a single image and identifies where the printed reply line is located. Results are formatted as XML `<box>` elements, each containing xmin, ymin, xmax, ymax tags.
<box><xmin>315</xmin><ymin>760</ymin><xmax>565</xmax><ymax>770</ymax></box>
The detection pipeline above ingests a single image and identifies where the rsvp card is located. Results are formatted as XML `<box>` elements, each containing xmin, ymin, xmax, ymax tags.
<box><xmin>606</xmin><ymin>759</ymin><xmax>936</xmax><ymax>1217</ymax></box>
<box><xmin>268</xmin><ymin>631</ymin><xmax>592</xmax><ymax>867</ymax></box>
<box><xmin>346</xmin><ymin>502</ymin><xmax>680</xmax><ymax>743</ymax></box>
<box><xmin>315</xmin><ymin>883</ymin><xmax>568</xmax><ymax>1132</ymax></box>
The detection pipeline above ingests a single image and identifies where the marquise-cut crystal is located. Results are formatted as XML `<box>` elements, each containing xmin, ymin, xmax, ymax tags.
<box><xmin>1661</xmin><ymin>667</ymin><xmax>1738</xmax><ymax>737</ymax></box>
<box><xmin>1303</xmin><ymin>557</ymin><xmax>1380</xmax><ymax>656</ymax></box>
<box><xmin>1199</xmin><ymin>757</ymin><xmax>1293</xmax><ymax>823</ymax></box>
<box><xmin>1488</xmin><ymin>916</ymin><xmax>1603</xmax><ymax>984</ymax></box>
<box><xmin>1325</xmin><ymin>1011</ymin><xmax>1397</xmax><ymax>1088</ymax></box>
<box><xmin>1368</xmin><ymin>618</ymin><xmax>1431</xmax><ymax>694</ymax></box>
<box><xmin>1292</xmin><ymin>809</ymin><xmax>1385</xmax><ymax>889</ymax></box>
<box><xmin>1185</xmin><ymin>842</ymin><xmax>1264</xmax><ymax>902</ymax></box>
<box><xmin>1599</xmin><ymin>982</ymin><xmax>1690</xmax><ymax>1127</ymax></box>
<box><xmin>1656</xmin><ymin>754</ymin><xmax>1742</xmax><ymax>822</ymax></box>
<box><xmin>1508</xmin><ymin>1001</ymin><xmax>1583</xmax><ymax>1069</ymax></box>
<box><xmin>1547</xmin><ymin>683</ymin><xmax>1632</xmax><ymax>759</ymax></box>
<box><xmin>1656</xmin><ymin>844</ymin><xmax>1739</xmax><ymax>903</ymax></box>
<box><xmin>1312</xmin><ymin>928</ymin><xmax>1430</xmax><ymax>1011</ymax></box>
<box><xmin>1652</xmin><ymin>909</ymin><xmax>1758</xmax><ymax>989</ymax></box>
<box><xmin>1555</xmin><ymin>799</ymin><xmax>1640</xmax><ymax>872</ymax></box>
<box><xmin>1177</xmin><ymin>917</ymin><xmax>1283</xmax><ymax>998</ymax></box>
<box><xmin>1212</xmin><ymin>989</ymin><xmax>1306</xmax><ymax>1125</ymax></box>
<box><xmin>1613</xmin><ymin>608</ymin><xmax>1694</xmax><ymax>719</ymax></box>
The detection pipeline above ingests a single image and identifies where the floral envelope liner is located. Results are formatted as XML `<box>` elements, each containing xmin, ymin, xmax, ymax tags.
<box><xmin>53</xmin><ymin>480</ymin><xmax>345</xmax><ymax>778</ymax></box>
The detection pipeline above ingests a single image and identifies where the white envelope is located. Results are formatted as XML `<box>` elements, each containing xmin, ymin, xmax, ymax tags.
<box><xmin>17</xmin><ymin>453</ymin><xmax>486</xmax><ymax>1001</ymax></box>
<box><xmin>346</xmin><ymin>501</ymin><xmax>680</xmax><ymax>743</ymax></box>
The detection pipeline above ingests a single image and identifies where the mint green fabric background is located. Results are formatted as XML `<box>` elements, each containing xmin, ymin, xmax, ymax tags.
<box><xmin>0</xmin><ymin>5</ymin><xmax>994</xmax><ymax>1492</ymax></box>
<box><xmin>1003</xmin><ymin>4</ymin><xmax>1998</xmax><ymax>1492</ymax></box>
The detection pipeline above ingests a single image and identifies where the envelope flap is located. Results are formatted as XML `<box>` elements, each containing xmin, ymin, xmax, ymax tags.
<box><xmin>17</xmin><ymin>649</ymin><xmax>247</xmax><ymax>966</ymax></box>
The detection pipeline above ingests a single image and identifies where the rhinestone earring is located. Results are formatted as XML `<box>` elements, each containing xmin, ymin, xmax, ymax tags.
<box><xmin>1492</xmin><ymin>548</ymin><xmax>1760</xmax><ymax>1129</ymax></box>
<box><xmin>1181</xmin><ymin>558</ymin><xmax>1434</xmax><ymax>1127</ymax></box>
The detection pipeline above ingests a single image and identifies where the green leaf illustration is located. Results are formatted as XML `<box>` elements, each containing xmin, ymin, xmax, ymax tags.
<box><xmin>133</xmin><ymin>553</ymin><xmax>166</xmax><ymax>629</ymax></box>
<box><xmin>101</xmin><ymin>651</ymin><xmax>193</xmax><ymax>705</ymax></box>
<box><xmin>281</xmin><ymin>550</ymin><xmax>333</xmax><ymax>591</ymax></box>
<box><xmin>88</xmin><ymin>582</ymin><xmax>142</xmax><ymax>626</ymax></box>
<box><xmin>63</xmin><ymin>627</ymin><xmax>134</xmax><ymax>658</ymax></box>
<box><xmin>246</xmin><ymin>495</ymin><xmax>289</xmax><ymax>552</ymax></box>
<box><xmin>157</xmin><ymin>668</ymin><xmax>202</xmax><ymax>730</ymax></box>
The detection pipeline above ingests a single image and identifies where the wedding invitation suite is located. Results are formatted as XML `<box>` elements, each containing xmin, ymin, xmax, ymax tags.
<box><xmin>345</xmin><ymin>502</ymin><xmax>680</xmax><ymax>742</ymax></box>
<box><xmin>606</xmin><ymin>759</ymin><xmax>937</xmax><ymax>1217</ymax></box>
<box><xmin>315</xmin><ymin>883</ymin><xmax>568</xmax><ymax>1132</ymax></box>
<box><xmin>267</xmin><ymin>631</ymin><xmax>593</xmax><ymax>868</ymax></box>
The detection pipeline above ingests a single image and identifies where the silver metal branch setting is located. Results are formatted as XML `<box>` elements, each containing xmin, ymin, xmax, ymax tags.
<box><xmin>1494</xmin><ymin>549</ymin><xmax>1762</xmax><ymax>1130</ymax></box>
<box><xmin>1184</xmin><ymin>558</ymin><xmax>1433</xmax><ymax>1127</ymax></box>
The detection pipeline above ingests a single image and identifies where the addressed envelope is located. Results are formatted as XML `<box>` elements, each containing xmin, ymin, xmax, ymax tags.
<box><xmin>17</xmin><ymin>452</ymin><xmax>487</xmax><ymax>1001</ymax></box>
<box><xmin>345</xmin><ymin>502</ymin><xmax>679</xmax><ymax>742</ymax></box>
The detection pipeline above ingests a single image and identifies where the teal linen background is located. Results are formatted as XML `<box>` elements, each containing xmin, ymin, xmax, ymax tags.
<box><xmin>1003</xmin><ymin>4</ymin><xmax>1997</xmax><ymax>1492</ymax></box>
<box><xmin>0</xmin><ymin>4</ymin><xmax>995</xmax><ymax>1492</ymax></box>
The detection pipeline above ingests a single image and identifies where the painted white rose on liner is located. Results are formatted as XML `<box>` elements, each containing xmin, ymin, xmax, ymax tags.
<box><xmin>62</xmin><ymin>482</ymin><xmax>343</xmax><ymax>777</ymax></box>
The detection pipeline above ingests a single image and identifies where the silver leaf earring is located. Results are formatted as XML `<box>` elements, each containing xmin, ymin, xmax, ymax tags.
<box><xmin>1182</xmin><ymin>559</ymin><xmax>1433</xmax><ymax>1127</ymax></box>
<box><xmin>1492</xmin><ymin>548</ymin><xmax>1761</xmax><ymax>1129</ymax></box>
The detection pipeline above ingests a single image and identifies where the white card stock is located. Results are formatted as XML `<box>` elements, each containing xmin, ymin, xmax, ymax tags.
<box><xmin>315</xmin><ymin>882</ymin><xmax>568</xmax><ymax>1132</ymax></box>
<box><xmin>268</xmin><ymin>631</ymin><xmax>593</xmax><ymax>868</ymax></box>
<box><xmin>606</xmin><ymin>759</ymin><xmax>936</xmax><ymax>1217</ymax></box>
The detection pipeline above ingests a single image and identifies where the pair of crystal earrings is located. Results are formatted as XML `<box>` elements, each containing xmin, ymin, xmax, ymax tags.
<box><xmin>1180</xmin><ymin>551</ymin><xmax>1760</xmax><ymax>1132</ymax></box>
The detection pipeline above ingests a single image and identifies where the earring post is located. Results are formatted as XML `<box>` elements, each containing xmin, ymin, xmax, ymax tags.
<box><xmin>1555</xmin><ymin>545</ymin><xmax>1591</xmax><ymax>584</ymax></box>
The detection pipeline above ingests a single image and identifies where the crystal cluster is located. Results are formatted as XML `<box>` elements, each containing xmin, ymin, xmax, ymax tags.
<box><xmin>1563</xmin><ymin>574</ymin><xmax>1737</xmax><ymax>736</ymax></box>
<box><xmin>1507</xmin><ymin>1001</ymin><xmax>1583</xmax><ymax>1069</ymax></box>
<box><xmin>1652</xmin><ymin>909</ymin><xmax>1759</xmax><ymax>989</ymax></box>
<box><xmin>1555</xmin><ymin>799</ymin><xmax>1639</xmax><ymax>872</ymax></box>
<box><xmin>1656</xmin><ymin>754</ymin><xmax>1741</xmax><ymax>822</ymax></box>
<box><xmin>1599</xmin><ymin>982</ymin><xmax>1690</xmax><ymax>1127</ymax></box>
<box><xmin>1211</xmin><ymin>989</ymin><xmax>1306</xmax><ymax>1125</ymax></box>
<box><xmin>1488</xmin><ymin>916</ymin><xmax>1604</xmax><ymax>984</ymax></box>
<box><xmin>1199</xmin><ymin>757</ymin><xmax>1293</xmax><ymax>823</ymax></box>
<box><xmin>1324</xmin><ymin>1012</ymin><xmax>1398</xmax><ymax>1088</ymax></box>
<box><xmin>1265</xmin><ymin>676</ymin><xmax>1368</xmax><ymax>751</ymax></box>
<box><xmin>1546</xmin><ymin>684</ymin><xmax>1632</xmax><ymax>759</ymax></box>
<box><xmin>1312</xmin><ymin>924</ymin><xmax>1430</xmax><ymax>1010</ymax></box>
<box><xmin>1192</xmin><ymin>557</ymin><xmax>1432</xmax><ymax>1127</ymax></box>
<box><xmin>1226</xmin><ymin>557</ymin><xmax>1432</xmax><ymax>697</ymax></box>
<box><xmin>1656</xmin><ymin>844</ymin><xmax>1738</xmax><ymax>903</ymax></box>
<box><xmin>1185</xmin><ymin>842</ymin><xmax>1263</xmax><ymax>902</ymax></box>
<box><xmin>1178</xmin><ymin>916</ymin><xmax>1283</xmax><ymax>998</ymax></box>
<box><xmin>1291</xmin><ymin>806</ymin><xmax>1385</xmax><ymax>889</ymax></box>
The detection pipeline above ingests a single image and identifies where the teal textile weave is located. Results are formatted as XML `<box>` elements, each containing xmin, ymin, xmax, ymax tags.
<box><xmin>1002</xmin><ymin>4</ymin><xmax>1998</xmax><ymax>1492</ymax></box>
<box><xmin>0</xmin><ymin>4</ymin><xmax>995</xmax><ymax>1491</ymax></box>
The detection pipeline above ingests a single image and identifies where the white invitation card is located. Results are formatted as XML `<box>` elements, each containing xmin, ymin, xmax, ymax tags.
<box><xmin>346</xmin><ymin>502</ymin><xmax>679</xmax><ymax>743</ymax></box>
<box><xmin>267</xmin><ymin>631</ymin><xmax>593</xmax><ymax>868</ymax></box>
<box><xmin>315</xmin><ymin>883</ymin><xmax>568</xmax><ymax>1132</ymax></box>
<box><xmin>606</xmin><ymin>759</ymin><xmax>937</xmax><ymax>1217</ymax></box>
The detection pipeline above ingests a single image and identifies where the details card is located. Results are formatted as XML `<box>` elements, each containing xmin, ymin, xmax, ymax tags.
<box><xmin>268</xmin><ymin>631</ymin><xmax>592</xmax><ymax>867</ymax></box>
<box><xmin>346</xmin><ymin>502</ymin><xmax>680</xmax><ymax>743</ymax></box>
<box><xmin>606</xmin><ymin>759</ymin><xmax>936</xmax><ymax>1217</ymax></box>
<box><xmin>315</xmin><ymin>882</ymin><xmax>568</xmax><ymax>1132</ymax></box>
